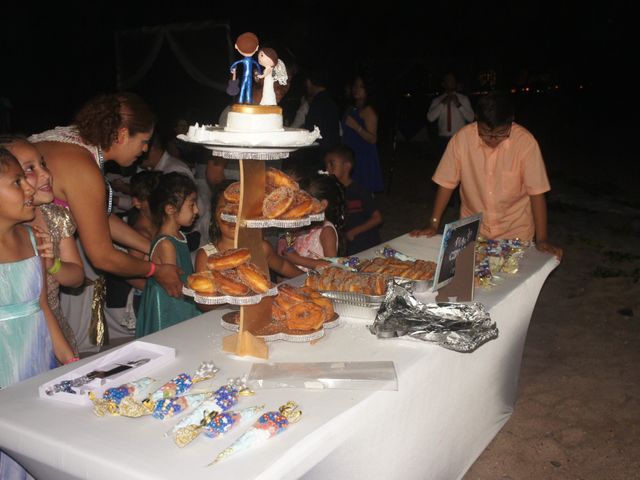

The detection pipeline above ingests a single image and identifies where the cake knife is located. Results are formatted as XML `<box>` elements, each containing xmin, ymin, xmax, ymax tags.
<box><xmin>45</xmin><ymin>358</ymin><xmax>151</xmax><ymax>395</ymax></box>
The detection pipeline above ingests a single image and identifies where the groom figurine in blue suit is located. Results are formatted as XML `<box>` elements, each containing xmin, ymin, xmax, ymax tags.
<box><xmin>230</xmin><ymin>32</ymin><xmax>262</xmax><ymax>104</ymax></box>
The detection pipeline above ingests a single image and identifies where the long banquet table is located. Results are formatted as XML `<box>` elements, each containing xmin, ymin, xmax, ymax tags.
<box><xmin>0</xmin><ymin>234</ymin><xmax>559</xmax><ymax>480</ymax></box>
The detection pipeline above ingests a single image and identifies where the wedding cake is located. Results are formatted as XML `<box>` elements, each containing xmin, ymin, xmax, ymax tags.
<box><xmin>182</xmin><ymin>104</ymin><xmax>321</xmax><ymax>148</ymax></box>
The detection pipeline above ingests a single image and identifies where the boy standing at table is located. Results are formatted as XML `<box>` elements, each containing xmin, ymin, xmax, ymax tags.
<box><xmin>325</xmin><ymin>145</ymin><xmax>383</xmax><ymax>255</ymax></box>
<box><xmin>411</xmin><ymin>91</ymin><xmax>562</xmax><ymax>259</ymax></box>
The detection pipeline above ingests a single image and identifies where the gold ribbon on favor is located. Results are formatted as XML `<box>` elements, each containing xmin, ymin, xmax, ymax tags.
<box><xmin>89</xmin><ymin>275</ymin><xmax>109</xmax><ymax>347</ymax></box>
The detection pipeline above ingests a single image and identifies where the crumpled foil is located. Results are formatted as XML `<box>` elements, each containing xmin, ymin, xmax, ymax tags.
<box><xmin>369</xmin><ymin>281</ymin><xmax>498</xmax><ymax>352</ymax></box>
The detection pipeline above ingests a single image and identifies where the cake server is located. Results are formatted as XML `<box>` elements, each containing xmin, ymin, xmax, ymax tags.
<box><xmin>45</xmin><ymin>358</ymin><xmax>151</xmax><ymax>395</ymax></box>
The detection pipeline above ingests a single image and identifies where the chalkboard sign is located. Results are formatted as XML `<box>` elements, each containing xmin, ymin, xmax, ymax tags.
<box><xmin>433</xmin><ymin>213</ymin><xmax>482</xmax><ymax>292</ymax></box>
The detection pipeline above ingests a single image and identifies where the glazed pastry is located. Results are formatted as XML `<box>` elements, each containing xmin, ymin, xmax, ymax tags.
<box><xmin>285</xmin><ymin>302</ymin><xmax>325</xmax><ymax>330</ymax></box>
<box><xmin>224</xmin><ymin>182</ymin><xmax>241</xmax><ymax>203</ymax></box>
<box><xmin>266</xmin><ymin>167</ymin><xmax>299</xmax><ymax>190</ymax></box>
<box><xmin>305</xmin><ymin>266</ymin><xmax>388</xmax><ymax>296</ymax></box>
<box><xmin>187</xmin><ymin>271</ymin><xmax>217</xmax><ymax>295</ymax></box>
<box><xmin>262</xmin><ymin>186</ymin><xmax>295</xmax><ymax>219</ymax></box>
<box><xmin>236</xmin><ymin>263</ymin><xmax>271</xmax><ymax>294</ymax></box>
<box><xmin>282</xmin><ymin>190</ymin><xmax>314</xmax><ymax>219</ymax></box>
<box><xmin>310</xmin><ymin>197</ymin><xmax>324</xmax><ymax>214</ymax></box>
<box><xmin>207</xmin><ymin>248</ymin><xmax>251</xmax><ymax>271</ymax></box>
<box><xmin>210</xmin><ymin>270</ymin><xmax>251</xmax><ymax>296</ymax></box>
<box><xmin>358</xmin><ymin>257</ymin><xmax>436</xmax><ymax>281</ymax></box>
<box><xmin>309</xmin><ymin>295</ymin><xmax>334</xmax><ymax>321</ymax></box>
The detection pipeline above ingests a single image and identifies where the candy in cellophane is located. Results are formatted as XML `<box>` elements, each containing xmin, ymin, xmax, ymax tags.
<box><xmin>208</xmin><ymin>401</ymin><xmax>301</xmax><ymax>466</ymax></box>
<box><xmin>174</xmin><ymin>405</ymin><xmax>264</xmax><ymax>448</ymax></box>
<box><xmin>170</xmin><ymin>378</ymin><xmax>256</xmax><ymax>447</ymax></box>
<box><xmin>475</xmin><ymin>237</ymin><xmax>532</xmax><ymax>287</ymax></box>
<box><xmin>90</xmin><ymin>377</ymin><xmax>155</xmax><ymax>417</ymax></box>
<box><xmin>94</xmin><ymin>361</ymin><xmax>218</xmax><ymax>418</ymax></box>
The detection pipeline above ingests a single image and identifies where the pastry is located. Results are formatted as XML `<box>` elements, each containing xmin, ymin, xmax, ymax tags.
<box><xmin>236</xmin><ymin>263</ymin><xmax>271</xmax><ymax>294</ymax></box>
<box><xmin>224</xmin><ymin>182</ymin><xmax>241</xmax><ymax>203</ymax></box>
<box><xmin>210</xmin><ymin>270</ymin><xmax>251</xmax><ymax>296</ymax></box>
<box><xmin>285</xmin><ymin>302</ymin><xmax>325</xmax><ymax>330</ymax></box>
<box><xmin>207</xmin><ymin>248</ymin><xmax>251</xmax><ymax>271</ymax></box>
<box><xmin>266</xmin><ymin>167</ymin><xmax>299</xmax><ymax>190</ymax></box>
<box><xmin>282</xmin><ymin>190</ymin><xmax>314</xmax><ymax>219</ymax></box>
<box><xmin>187</xmin><ymin>271</ymin><xmax>217</xmax><ymax>295</ymax></box>
<box><xmin>262</xmin><ymin>186</ymin><xmax>295</xmax><ymax>219</ymax></box>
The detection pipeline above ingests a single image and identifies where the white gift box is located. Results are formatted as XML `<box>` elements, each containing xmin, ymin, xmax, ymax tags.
<box><xmin>39</xmin><ymin>340</ymin><xmax>175</xmax><ymax>406</ymax></box>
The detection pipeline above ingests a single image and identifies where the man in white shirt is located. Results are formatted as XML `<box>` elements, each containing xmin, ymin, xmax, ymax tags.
<box><xmin>427</xmin><ymin>73</ymin><xmax>475</xmax><ymax>156</ymax></box>
<box><xmin>140</xmin><ymin>134</ymin><xmax>194</xmax><ymax>178</ymax></box>
<box><xmin>427</xmin><ymin>73</ymin><xmax>475</xmax><ymax>209</ymax></box>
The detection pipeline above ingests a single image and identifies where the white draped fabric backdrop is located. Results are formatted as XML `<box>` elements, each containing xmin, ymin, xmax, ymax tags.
<box><xmin>114</xmin><ymin>21</ymin><xmax>233</xmax><ymax>92</ymax></box>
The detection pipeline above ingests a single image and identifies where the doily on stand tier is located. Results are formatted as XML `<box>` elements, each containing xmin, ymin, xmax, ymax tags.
<box><xmin>202</xmin><ymin>146</ymin><xmax>300</xmax><ymax>160</ymax></box>
<box><xmin>221</xmin><ymin>212</ymin><xmax>325</xmax><ymax>229</ymax></box>
<box><xmin>221</xmin><ymin>311</ymin><xmax>341</xmax><ymax>343</ymax></box>
<box><xmin>182</xmin><ymin>285</ymin><xmax>278</xmax><ymax>306</ymax></box>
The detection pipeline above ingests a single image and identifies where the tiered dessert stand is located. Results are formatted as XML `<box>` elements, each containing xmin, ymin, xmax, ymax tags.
<box><xmin>181</xmin><ymin>134</ymin><xmax>320</xmax><ymax>359</ymax></box>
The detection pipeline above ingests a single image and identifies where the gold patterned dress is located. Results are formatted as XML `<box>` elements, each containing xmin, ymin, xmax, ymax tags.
<box><xmin>39</xmin><ymin>203</ymin><xmax>79</xmax><ymax>356</ymax></box>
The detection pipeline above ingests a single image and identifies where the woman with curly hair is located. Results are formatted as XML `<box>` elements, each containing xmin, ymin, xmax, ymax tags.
<box><xmin>29</xmin><ymin>93</ymin><xmax>183</xmax><ymax>349</ymax></box>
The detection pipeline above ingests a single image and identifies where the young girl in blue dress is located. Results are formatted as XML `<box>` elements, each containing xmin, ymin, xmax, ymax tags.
<box><xmin>135</xmin><ymin>172</ymin><xmax>200</xmax><ymax>337</ymax></box>
<box><xmin>0</xmin><ymin>147</ymin><xmax>74</xmax><ymax>478</ymax></box>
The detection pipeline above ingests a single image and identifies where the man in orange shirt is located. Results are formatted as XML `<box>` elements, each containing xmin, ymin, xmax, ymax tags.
<box><xmin>411</xmin><ymin>91</ymin><xmax>562</xmax><ymax>259</ymax></box>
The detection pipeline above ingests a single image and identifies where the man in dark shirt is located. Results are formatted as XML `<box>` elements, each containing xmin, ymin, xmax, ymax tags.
<box><xmin>302</xmin><ymin>69</ymin><xmax>340</xmax><ymax>173</ymax></box>
<box><xmin>325</xmin><ymin>145</ymin><xmax>382</xmax><ymax>255</ymax></box>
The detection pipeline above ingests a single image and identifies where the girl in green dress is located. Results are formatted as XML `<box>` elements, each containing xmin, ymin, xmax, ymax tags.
<box><xmin>135</xmin><ymin>173</ymin><xmax>200</xmax><ymax>337</ymax></box>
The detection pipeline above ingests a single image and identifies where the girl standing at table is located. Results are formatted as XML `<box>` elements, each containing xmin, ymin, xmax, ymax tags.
<box><xmin>194</xmin><ymin>181</ymin><xmax>302</xmax><ymax>299</ymax></box>
<box><xmin>279</xmin><ymin>173</ymin><xmax>346</xmax><ymax>271</ymax></box>
<box><xmin>1</xmin><ymin>135</ymin><xmax>84</xmax><ymax>356</ymax></box>
<box><xmin>135</xmin><ymin>173</ymin><xmax>200</xmax><ymax>337</ymax></box>
<box><xmin>0</xmin><ymin>147</ymin><xmax>74</xmax><ymax>479</ymax></box>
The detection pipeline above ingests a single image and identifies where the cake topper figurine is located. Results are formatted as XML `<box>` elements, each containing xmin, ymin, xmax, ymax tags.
<box><xmin>230</xmin><ymin>32</ymin><xmax>262</xmax><ymax>104</ymax></box>
<box><xmin>257</xmin><ymin>48</ymin><xmax>288</xmax><ymax>106</ymax></box>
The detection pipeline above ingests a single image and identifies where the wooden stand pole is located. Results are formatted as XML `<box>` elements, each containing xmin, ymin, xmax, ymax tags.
<box><xmin>222</xmin><ymin>158</ymin><xmax>270</xmax><ymax>358</ymax></box>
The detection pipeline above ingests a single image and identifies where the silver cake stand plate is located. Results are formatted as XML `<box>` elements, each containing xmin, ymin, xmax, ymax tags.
<box><xmin>220</xmin><ymin>212</ymin><xmax>325</xmax><ymax>228</ymax></box>
<box><xmin>177</xmin><ymin>134</ymin><xmax>319</xmax><ymax>160</ymax></box>
<box><xmin>182</xmin><ymin>285</ymin><xmax>278</xmax><ymax>305</ymax></box>
<box><xmin>203</xmin><ymin>145</ymin><xmax>301</xmax><ymax>160</ymax></box>
<box><xmin>220</xmin><ymin>312</ymin><xmax>341</xmax><ymax>343</ymax></box>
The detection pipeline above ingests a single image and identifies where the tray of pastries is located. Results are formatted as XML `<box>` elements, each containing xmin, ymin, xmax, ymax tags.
<box><xmin>184</xmin><ymin>248</ymin><xmax>277</xmax><ymax>305</ymax></box>
<box><xmin>304</xmin><ymin>266</ymin><xmax>387</xmax><ymax>304</ymax></box>
<box><xmin>221</xmin><ymin>284</ymin><xmax>340</xmax><ymax>342</ymax></box>
<box><xmin>220</xmin><ymin>167</ymin><xmax>325</xmax><ymax>228</ymax></box>
<box><xmin>356</xmin><ymin>257</ymin><xmax>436</xmax><ymax>281</ymax></box>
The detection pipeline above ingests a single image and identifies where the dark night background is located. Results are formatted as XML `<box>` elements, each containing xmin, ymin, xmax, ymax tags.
<box><xmin>0</xmin><ymin>1</ymin><xmax>635</xmax><ymax>200</ymax></box>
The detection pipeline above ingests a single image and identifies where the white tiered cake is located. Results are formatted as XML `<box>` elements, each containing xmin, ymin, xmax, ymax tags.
<box><xmin>182</xmin><ymin>104</ymin><xmax>320</xmax><ymax>147</ymax></box>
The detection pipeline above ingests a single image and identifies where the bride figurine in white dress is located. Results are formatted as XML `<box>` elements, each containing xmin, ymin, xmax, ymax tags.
<box><xmin>257</xmin><ymin>48</ymin><xmax>288</xmax><ymax>106</ymax></box>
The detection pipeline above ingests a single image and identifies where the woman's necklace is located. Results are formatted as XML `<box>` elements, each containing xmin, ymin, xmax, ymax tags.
<box><xmin>97</xmin><ymin>147</ymin><xmax>114</xmax><ymax>215</ymax></box>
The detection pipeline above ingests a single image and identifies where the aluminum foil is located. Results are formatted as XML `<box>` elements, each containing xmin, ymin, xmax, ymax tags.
<box><xmin>369</xmin><ymin>282</ymin><xmax>498</xmax><ymax>352</ymax></box>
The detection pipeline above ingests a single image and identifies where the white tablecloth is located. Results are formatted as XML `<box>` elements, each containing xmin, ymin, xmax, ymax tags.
<box><xmin>0</xmin><ymin>234</ymin><xmax>559</xmax><ymax>480</ymax></box>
